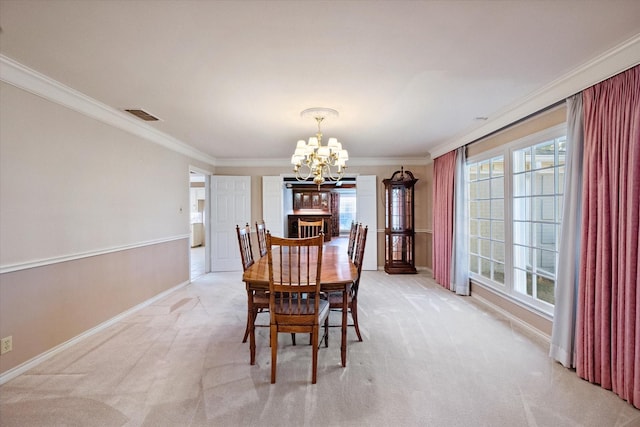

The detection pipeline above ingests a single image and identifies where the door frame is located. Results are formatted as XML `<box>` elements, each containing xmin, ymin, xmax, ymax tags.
<box><xmin>189</xmin><ymin>166</ymin><xmax>211</xmax><ymax>279</ymax></box>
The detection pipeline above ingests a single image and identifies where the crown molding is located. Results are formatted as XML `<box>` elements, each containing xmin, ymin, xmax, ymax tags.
<box><xmin>0</xmin><ymin>55</ymin><xmax>217</xmax><ymax>166</ymax></box>
<box><xmin>213</xmin><ymin>158</ymin><xmax>300</xmax><ymax>168</ymax></box>
<box><xmin>214</xmin><ymin>156</ymin><xmax>432</xmax><ymax>168</ymax></box>
<box><xmin>347</xmin><ymin>156</ymin><xmax>432</xmax><ymax>166</ymax></box>
<box><xmin>429</xmin><ymin>33</ymin><xmax>640</xmax><ymax>159</ymax></box>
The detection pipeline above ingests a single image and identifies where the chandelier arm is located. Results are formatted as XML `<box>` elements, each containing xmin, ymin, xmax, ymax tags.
<box><xmin>322</xmin><ymin>164</ymin><xmax>345</xmax><ymax>181</ymax></box>
<box><xmin>294</xmin><ymin>162</ymin><xmax>313</xmax><ymax>181</ymax></box>
<box><xmin>325</xmin><ymin>153</ymin><xmax>339</xmax><ymax>167</ymax></box>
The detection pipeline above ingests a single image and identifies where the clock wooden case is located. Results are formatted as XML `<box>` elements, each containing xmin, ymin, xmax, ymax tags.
<box><xmin>383</xmin><ymin>167</ymin><xmax>417</xmax><ymax>274</ymax></box>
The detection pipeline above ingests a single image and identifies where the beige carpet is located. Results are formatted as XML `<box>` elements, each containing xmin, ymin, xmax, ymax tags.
<box><xmin>1</xmin><ymin>270</ymin><xmax>638</xmax><ymax>426</ymax></box>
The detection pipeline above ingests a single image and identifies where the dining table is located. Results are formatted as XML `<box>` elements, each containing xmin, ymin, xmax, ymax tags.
<box><xmin>242</xmin><ymin>244</ymin><xmax>358</xmax><ymax>368</ymax></box>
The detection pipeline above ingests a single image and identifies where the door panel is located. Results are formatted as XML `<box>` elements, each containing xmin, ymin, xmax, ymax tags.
<box><xmin>210</xmin><ymin>176</ymin><xmax>251</xmax><ymax>271</ymax></box>
<box><xmin>262</xmin><ymin>176</ymin><xmax>285</xmax><ymax>237</ymax></box>
<box><xmin>356</xmin><ymin>175</ymin><xmax>378</xmax><ymax>271</ymax></box>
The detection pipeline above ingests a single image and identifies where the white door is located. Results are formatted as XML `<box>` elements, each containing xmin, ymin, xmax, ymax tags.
<box><xmin>262</xmin><ymin>176</ymin><xmax>285</xmax><ymax>237</ymax></box>
<box><xmin>356</xmin><ymin>175</ymin><xmax>377</xmax><ymax>270</ymax></box>
<box><xmin>210</xmin><ymin>176</ymin><xmax>251</xmax><ymax>272</ymax></box>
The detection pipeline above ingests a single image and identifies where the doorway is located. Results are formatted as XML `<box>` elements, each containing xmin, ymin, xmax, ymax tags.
<box><xmin>189</xmin><ymin>170</ymin><xmax>207</xmax><ymax>279</ymax></box>
<box><xmin>336</xmin><ymin>188</ymin><xmax>357</xmax><ymax>235</ymax></box>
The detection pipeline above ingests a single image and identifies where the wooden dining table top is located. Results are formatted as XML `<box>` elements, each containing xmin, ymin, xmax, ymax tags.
<box><xmin>242</xmin><ymin>245</ymin><xmax>358</xmax><ymax>289</ymax></box>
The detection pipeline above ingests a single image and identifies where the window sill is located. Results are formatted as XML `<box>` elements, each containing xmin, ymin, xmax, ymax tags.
<box><xmin>469</xmin><ymin>275</ymin><xmax>554</xmax><ymax>321</ymax></box>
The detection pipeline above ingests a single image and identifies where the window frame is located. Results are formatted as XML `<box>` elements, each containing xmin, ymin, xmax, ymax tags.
<box><xmin>467</xmin><ymin>123</ymin><xmax>566</xmax><ymax>317</ymax></box>
<box><xmin>467</xmin><ymin>151</ymin><xmax>506</xmax><ymax>287</ymax></box>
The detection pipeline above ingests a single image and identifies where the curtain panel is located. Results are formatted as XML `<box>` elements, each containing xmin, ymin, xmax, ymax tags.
<box><xmin>432</xmin><ymin>150</ymin><xmax>457</xmax><ymax>289</ymax></box>
<box><xmin>576</xmin><ymin>65</ymin><xmax>640</xmax><ymax>407</ymax></box>
<box><xmin>451</xmin><ymin>146</ymin><xmax>470</xmax><ymax>295</ymax></box>
<box><xmin>550</xmin><ymin>93</ymin><xmax>584</xmax><ymax>368</ymax></box>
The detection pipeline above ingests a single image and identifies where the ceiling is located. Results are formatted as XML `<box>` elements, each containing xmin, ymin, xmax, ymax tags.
<box><xmin>1</xmin><ymin>1</ymin><xmax>639</xmax><ymax>165</ymax></box>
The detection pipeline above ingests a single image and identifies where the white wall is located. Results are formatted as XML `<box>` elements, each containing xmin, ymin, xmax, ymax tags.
<box><xmin>0</xmin><ymin>82</ymin><xmax>192</xmax><ymax>267</ymax></box>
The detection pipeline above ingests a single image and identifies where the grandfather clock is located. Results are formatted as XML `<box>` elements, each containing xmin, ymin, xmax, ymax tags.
<box><xmin>384</xmin><ymin>167</ymin><xmax>417</xmax><ymax>274</ymax></box>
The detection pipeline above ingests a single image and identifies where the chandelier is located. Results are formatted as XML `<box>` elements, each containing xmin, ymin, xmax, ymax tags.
<box><xmin>291</xmin><ymin>107</ymin><xmax>349</xmax><ymax>187</ymax></box>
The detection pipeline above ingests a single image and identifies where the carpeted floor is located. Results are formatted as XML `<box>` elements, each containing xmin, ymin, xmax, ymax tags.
<box><xmin>1</xmin><ymin>270</ymin><xmax>638</xmax><ymax>426</ymax></box>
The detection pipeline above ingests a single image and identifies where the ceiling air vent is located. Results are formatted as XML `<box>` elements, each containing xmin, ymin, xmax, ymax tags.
<box><xmin>124</xmin><ymin>109</ymin><xmax>160</xmax><ymax>121</ymax></box>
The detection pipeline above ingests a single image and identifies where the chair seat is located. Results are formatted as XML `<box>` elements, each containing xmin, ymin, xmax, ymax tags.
<box><xmin>274</xmin><ymin>298</ymin><xmax>330</xmax><ymax>317</ymax></box>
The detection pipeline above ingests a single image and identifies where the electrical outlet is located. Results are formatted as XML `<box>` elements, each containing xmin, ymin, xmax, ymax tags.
<box><xmin>1</xmin><ymin>336</ymin><xmax>12</xmax><ymax>354</ymax></box>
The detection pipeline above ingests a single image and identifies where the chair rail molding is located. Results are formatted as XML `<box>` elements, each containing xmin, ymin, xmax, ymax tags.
<box><xmin>0</xmin><ymin>234</ymin><xmax>190</xmax><ymax>274</ymax></box>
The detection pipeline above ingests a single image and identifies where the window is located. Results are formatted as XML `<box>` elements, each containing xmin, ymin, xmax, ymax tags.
<box><xmin>467</xmin><ymin>126</ymin><xmax>566</xmax><ymax>314</ymax></box>
<box><xmin>338</xmin><ymin>190</ymin><xmax>356</xmax><ymax>234</ymax></box>
<box><xmin>512</xmin><ymin>136</ymin><xmax>565</xmax><ymax>305</ymax></box>
<box><xmin>468</xmin><ymin>156</ymin><xmax>505</xmax><ymax>285</ymax></box>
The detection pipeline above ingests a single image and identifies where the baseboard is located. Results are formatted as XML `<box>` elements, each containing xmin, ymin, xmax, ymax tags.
<box><xmin>471</xmin><ymin>293</ymin><xmax>551</xmax><ymax>344</ymax></box>
<box><xmin>377</xmin><ymin>266</ymin><xmax>433</xmax><ymax>276</ymax></box>
<box><xmin>0</xmin><ymin>280</ymin><xmax>190</xmax><ymax>385</ymax></box>
<box><xmin>416</xmin><ymin>266</ymin><xmax>432</xmax><ymax>275</ymax></box>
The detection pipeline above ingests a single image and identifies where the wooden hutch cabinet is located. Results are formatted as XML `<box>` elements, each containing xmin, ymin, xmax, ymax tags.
<box><xmin>383</xmin><ymin>167</ymin><xmax>417</xmax><ymax>274</ymax></box>
<box><xmin>287</xmin><ymin>188</ymin><xmax>332</xmax><ymax>242</ymax></box>
<box><xmin>293</xmin><ymin>190</ymin><xmax>330</xmax><ymax>211</ymax></box>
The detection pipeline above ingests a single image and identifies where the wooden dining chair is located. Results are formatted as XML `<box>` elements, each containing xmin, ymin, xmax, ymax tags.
<box><xmin>298</xmin><ymin>219</ymin><xmax>324</xmax><ymax>238</ymax></box>
<box><xmin>236</xmin><ymin>223</ymin><xmax>255</xmax><ymax>271</ymax></box>
<box><xmin>325</xmin><ymin>224</ymin><xmax>367</xmax><ymax>343</ymax></box>
<box><xmin>255</xmin><ymin>220</ymin><xmax>267</xmax><ymax>257</ymax></box>
<box><xmin>347</xmin><ymin>221</ymin><xmax>358</xmax><ymax>259</ymax></box>
<box><xmin>266</xmin><ymin>232</ymin><xmax>329</xmax><ymax>384</ymax></box>
<box><xmin>237</xmin><ymin>223</ymin><xmax>269</xmax><ymax>343</ymax></box>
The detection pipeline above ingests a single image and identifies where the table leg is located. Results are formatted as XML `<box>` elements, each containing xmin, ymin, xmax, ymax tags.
<box><xmin>247</xmin><ymin>288</ymin><xmax>256</xmax><ymax>365</ymax></box>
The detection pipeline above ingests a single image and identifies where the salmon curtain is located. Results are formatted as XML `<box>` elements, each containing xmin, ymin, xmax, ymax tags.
<box><xmin>432</xmin><ymin>150</ymin><xmax>457</xmax><ymax>288</ymax></box>
<box><xmin>576</xmin><ymin>65</ymin><xmax>640</xmax><ymax>406</ymax></box>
